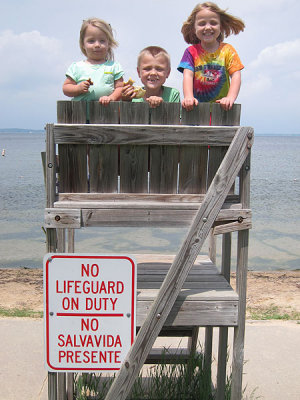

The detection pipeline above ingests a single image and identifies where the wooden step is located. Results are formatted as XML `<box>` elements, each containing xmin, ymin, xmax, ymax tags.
<box><xmin>135</xmin><ymin>254</ymin><xmax>238</xmax><ymax>328</ymax></box>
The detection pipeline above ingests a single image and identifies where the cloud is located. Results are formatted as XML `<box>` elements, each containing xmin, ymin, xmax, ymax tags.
<box><xmin>241</xmin><ymin>38</ymin><xmax>300</xmax><ymax>99</ymax></box>
<box><xmin>250</xmin><ymin>38</ymin><xmax>300</xmax><ymax>69</ymax></box>
<box><xmin>0</xmin><ymin>30</ymin><xmax>69</xmax><ymax>128</ymax></box>
<box><xmin>242</xmin><ymin>74</ymin><xmax>272</xmax><ymax>97</ymax></box>
<box><xmin>0</xmin><ymin>30</ymin><xmax>65</xmax><ymax>90</ymax></box>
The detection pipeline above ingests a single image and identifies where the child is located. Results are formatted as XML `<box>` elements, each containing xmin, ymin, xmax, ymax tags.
<box><xmin>63</xmin><ymin>18</ymin><xmax>124</xmax><ymax>105</ymax></box>
<box><xmin>122</xmin><ymin>46</ymin><xmax>180</xmax><ymax>108</ymax></box>
<box><xmin>178</xmin><ymin>2</ymin><xmax>245</xmax><ymax>111</ymax></box>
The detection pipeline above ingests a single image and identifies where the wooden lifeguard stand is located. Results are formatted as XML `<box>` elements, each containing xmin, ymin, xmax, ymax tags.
<box><xmin>44</xmin><ymin>101</ymin><xmax>253</xmax><ymax>400</ymax></box>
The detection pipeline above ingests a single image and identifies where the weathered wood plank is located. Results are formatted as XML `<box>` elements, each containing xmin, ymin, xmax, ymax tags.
<box><xmin>231</xmin><ymin>146</ymin><xmax>251</xmax><ymax>400</ymax></box>
<box><xmin>88</xmin><ymin>101</ymin><xmax>119</xmax><ymax>124</ymax></box>
<box><xmin>207</xmin><ymin>103</ymin><xmax>241</xmax><ymax>189</ymax></box>
<box><xmin>56</xmin><ymin>192</ymin><xmax>240</xmax><ymax>204</ymax></box>
<box><xmin>231</xmin><ymin>229</ymin><xmax>249</xmax><ymax>400</ymax></box>
<box><xmin>58</xmin><ymin>144</ymin><xmax>88</xmax><ymax>193</ymax></box>
<box><xmin>178</xmin><ymin>146</ymin><xmax>208</xmax><ymax>194</ymax></box>
<box><xmin>46</xmin><ymin>124</ymin><xmax>56</xmax><ymax>208</ymax></box>
<box><xmin>137</xmin><ymin>281</ymin><xmax>231</xmax><ymax>289</ymax></box>
<box><xmin>78</xmin><ymin>209</ymin><xmax>251</xmax><ymax>228</ymax></box>
<box><xmin>137</xmin><ymin>288</ymin><xmax>238</xmax><ymax>301</ymax></box>
<box><xmin>213</xmin><ymin>219</ymin><xmax>252</xmax><ymax>235</ymax></box>
<box><xmin>53</xmin><ymin>200</ymin><xmax>247</xmax><ymax>211</ymax></box>
<box><xmin>48</xmin><ymin>372</ymin><xmax>57</xmax><ymax>400</ymax></box>
<box><xmin>136</xmin><ymin>301</ymin><xmax>238</xmax><ymax>327</ymax></box>
<box><xmin>119</xmin><ymin>145</ymin><xmax>148</xmax><ymax>192</ymax></box>
<box><xmin>88</xmin><ymin>102</ymin><xmax>119</xmax><ymax>193</ymax></box>
<box><xmin>179</xmin><ymin>103</ymin><xmax>211</xmax><ymax>193</ymax></box>
<box><xmin>149</xmin><ymin>103</ymin><xmax>180</xmax><ymax>193</ymax></box>
<box><xmin>47</xmin><ymin>202</ymin><xmax>250</xmax><ymax>228</ymax></box>
<box><xmin>56</xmin><ymin>101</ymin><xmax>88</xmax><ymax>194</ymax></box>
<box><xmin>45</xmin><ymin>208</ymin><xmax>81</xmax><ymax>229</ymax></box>
<box><xmin>57</xmin><ymin>100</ymin><xmax>87</xmax><ymax>124</ymax></box>
<box><xmin>104</xmin><ymin>126</ymin><xmax>254</xmax><ymax>400</ymax></box>
<box><xmin>211</xmin><ymin>103</ymin><xmax>241</xmax><ymax>126</ymax></box>
<box><xmin>53</xmin><ymin>124</ymin><xmax>239</xmax><ymax>145</ymax></box>
<box><xmin>119</xmin><ymin>102</ymin><xmax>149</xmax><ymax>193</ymax></box>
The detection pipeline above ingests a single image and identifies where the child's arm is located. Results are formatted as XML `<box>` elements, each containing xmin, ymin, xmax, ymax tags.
<box><xmin>182</xmin><ymin>69</ymin><xmax>198</xmax><ymax>111</ymax></box>
<box><xmin>62</xmin><ymin>76</ymin><xmax>92</xmax><ymax>97</ymax></box>
<box><xmin>99</xmin><ymin>77</ymin><xmax>124</xmax><ymax>105</ymax></box>
<box><xmin>216</xmin><ymin>71</ymin><xmax>241</xmax><ymax>111</ymax></box>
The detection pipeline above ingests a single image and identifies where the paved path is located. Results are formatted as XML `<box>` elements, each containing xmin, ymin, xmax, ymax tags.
<box><xmin>0</xmin><ymin>319</ymin><xmax>299</xmax><ymax>399</ymax></box>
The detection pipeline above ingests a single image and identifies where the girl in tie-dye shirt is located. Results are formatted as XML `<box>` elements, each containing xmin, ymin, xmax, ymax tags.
<box><xmin>178</xmin><ymin>2</ymin><xmax>245</xmax><ymax>111</ymax></box>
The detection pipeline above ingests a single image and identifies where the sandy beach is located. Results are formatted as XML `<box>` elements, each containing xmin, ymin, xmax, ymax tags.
<box><xmin>0</xmin><ymin>268</ymin><xmax>299</xmax><ymax>319</ymax></box>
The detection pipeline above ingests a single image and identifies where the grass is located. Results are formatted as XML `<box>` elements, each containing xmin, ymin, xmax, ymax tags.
<box><xmin>0</xmin><ymin>307</ymin><xmax>43</xmax><ymax>318</ymax></box>
<box><xmin>248</xmin><ymin>305</ymin><xmax>300</xmax><ymax>321</ymax></box>
<box><xmin>74</xmin><ymin>348</ymin><xmax>232</xmax><ymax>400</ymax></box>
<box><xmin>73</xmin><ymin>351</ymin><xmax>262</xmax><ymax>400</ymax></box>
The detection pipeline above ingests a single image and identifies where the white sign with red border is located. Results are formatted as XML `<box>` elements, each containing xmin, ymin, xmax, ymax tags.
<box><xmin>43</xmin><ymin>253</ymin><xmax>136</xmax><ymax>372</ymax></box>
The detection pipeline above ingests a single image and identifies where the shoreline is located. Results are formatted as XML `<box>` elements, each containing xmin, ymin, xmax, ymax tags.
<box><xmin>0</xmin><ymin>268</ymin><xmax>299</xmax><ymax>320</ymax></box>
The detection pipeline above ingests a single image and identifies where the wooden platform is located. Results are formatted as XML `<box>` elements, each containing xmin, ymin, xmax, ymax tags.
<box><xmin>134</xmin><ymin>254</ymin><xmax>238</xmax><ymax>328</ymax></box>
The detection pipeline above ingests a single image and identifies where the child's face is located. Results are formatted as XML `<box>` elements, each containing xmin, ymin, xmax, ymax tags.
<box><xmin>137</xmin><ymin>53</ymin><xmax>170</xmax><ymax>91</ymax></box>
<box><xmin>83</xmin><ymin>25</ymin><xmax>109</xmax><ymax>64</ymax></box>
<box><xmin>194</xmin><ymin>8</ymin><xmax>221</xmax><ymax>50</ymax></box>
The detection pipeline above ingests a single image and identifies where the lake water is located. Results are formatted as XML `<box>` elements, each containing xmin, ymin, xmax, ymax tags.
<box><xmin>0</xmin><ymin>131</ymin><xmax>299</xmax><ymax>271</ymax></box>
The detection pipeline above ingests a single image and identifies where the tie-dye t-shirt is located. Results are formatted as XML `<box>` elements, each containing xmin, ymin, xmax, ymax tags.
<box><xmin>178</xmin><ymin>42</ymin><xmax>244</xmax><ymax>103</ymax></box>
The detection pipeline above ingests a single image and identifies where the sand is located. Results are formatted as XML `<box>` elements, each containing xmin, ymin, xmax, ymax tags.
<box><xmin>0</xmin><ymin>268</ymin><xmax>299</xmax><ymax>319</ymax></box>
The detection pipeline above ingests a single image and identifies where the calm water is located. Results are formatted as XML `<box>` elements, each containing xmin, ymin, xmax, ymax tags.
<box><xmin>0</xmin><ymin>131</ymin><xmax>299</xmax><ymax>271</ymax></box>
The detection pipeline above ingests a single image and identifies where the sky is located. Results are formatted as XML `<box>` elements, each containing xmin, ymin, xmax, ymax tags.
<box><xmin>1</xmin><ymin>0</ymin><xmax>299</xmax><ymax>134</ymax></box>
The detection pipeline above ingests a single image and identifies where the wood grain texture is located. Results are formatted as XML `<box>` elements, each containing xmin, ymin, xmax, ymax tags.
<box><xmin>45</xmin><ymin>102</ymin><xmax>252</xmax><ymax>400</ymax></box>
<box><xmin>53</xmin><ymin>124</ymin><xmax>238</xmax><ymax>145</ymax></box>
<box><xmin>104</xmin><ymin>127</ymin><xmax>253</xmax><ymax>400</ymax></box>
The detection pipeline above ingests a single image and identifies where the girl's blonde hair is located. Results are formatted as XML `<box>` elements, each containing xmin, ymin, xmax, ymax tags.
<box><xmin>79</xmin><ymin>18</ymin><xmax>118</xmax><ymax>61</ymax></box>
<box><xmin>181</xmin><ymin>2</ymin><xmax>245</xmax><ymax>44</ymax></box>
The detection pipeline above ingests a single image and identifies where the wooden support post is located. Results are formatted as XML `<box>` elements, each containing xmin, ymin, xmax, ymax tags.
<box><xmin>57</xmin><ymin>373</ymin><xmax>67</xmax><ymax>400</ymax></box>
<box><xmin>231</xmin><ymin>230</ymin><xmax>249</xmax><ymax>400</ymax></box>
<box><xmin>204</xmin><ymin>327</ymin><xmax>213</xmax><ymax>372</ymax></box>
<box><xmin>66</xmin><ymin>374</ymin><xmax>74</xmax><ymax>400</ymax></box>
<box><xmin>216</xmin><ymin>232</ymin><xmax>232</xmax><ymax>399</ymax></box>
<box><xmin>67</xmin><ymin>229</ymin><xmax>75</xmax><ymax>400</ymax></box>
<box><xmin>187</xmin><ymin>327</ymin><xmax>200</xmax><ymax>354</ymax></box>
<box><xmin>217</xmin><ymin>328</ymin><xmax>229</xmax><ymax>400</ymax></box>
<box><xmin>104</xmin><ymin>126</ymin><xmax>254</xmax><ymax>400</ymax></box>
<box><xmin>222</xmin><ymin>233</ymin><xmax>232</xmax><ymax>282</ymax></box>
<box><xmin>231</xmin><ymin>152</ymin><xmax>251</xmax><ymax>400</ymax></box>
<box><xmin>48</xmin><ymin>372</ymin><xmax>57</xmax><ymax>400</ymax></box>
<box><xmin>209</xmin><ymin>229</ymin><xmax>217</xmax><ymax>264</ymax></box>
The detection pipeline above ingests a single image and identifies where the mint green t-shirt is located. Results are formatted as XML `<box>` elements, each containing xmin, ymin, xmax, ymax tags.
<box><xmin>132</xmin><ymin>86</ymin><xmax>180</xmax><ymax>102</ymax></box>
<box><xmin>66</xmin><ymin>60</ymin><xmax>124</xmax><ymax>101</ymax></box>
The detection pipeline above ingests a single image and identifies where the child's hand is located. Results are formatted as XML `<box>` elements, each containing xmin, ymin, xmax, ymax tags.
<box><xmin>146</xmin><ymin>96</ymin><xmax>163</xmax><ymax>108</ymax></box>
<box><xmin>216</xmin><ymin>96</ymin><xmax>235</xmax><ymax>111</ymax></box>
<box><xmin>122</xmin><ymin>83</ymin><xmax>136</xmax><ymax>101</ymax></box>
<box><xmin>182</xmin><ymin>97</ymin><xmax>198</xmax><ymax>111</ymax></box>
<box><xmin>77</xmin><ymin>79</ymin><xmax>92</xmax><ymax>94</ymax></box>
<box><xmin>99</xmin><ymin>96</ymin><xmax>112</xmax><ymax>106</ymax></box>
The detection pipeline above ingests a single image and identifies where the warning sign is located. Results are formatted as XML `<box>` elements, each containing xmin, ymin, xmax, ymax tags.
<box><xmin>43</xmin><ymin>254</ymin><xmax>136</xmax><ymax>372</ymax></box>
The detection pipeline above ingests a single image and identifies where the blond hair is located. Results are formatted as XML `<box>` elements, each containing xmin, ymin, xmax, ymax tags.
<box><xmin>79</xmin><ymin>18</ymin><xmax>118</xmax><ymax>61</ymax></box>
<box><xmin>181</xmin><ymin>2</ymin><xmax>245</xmax><ymax>44</ymax></box>
<box><xmin>137</xmin><ymin>46</ymin><xmax>171</xmax><ymax>70</ymax></box>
